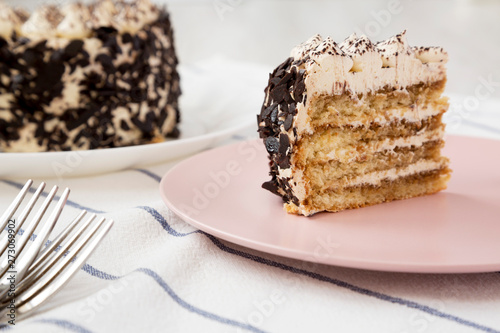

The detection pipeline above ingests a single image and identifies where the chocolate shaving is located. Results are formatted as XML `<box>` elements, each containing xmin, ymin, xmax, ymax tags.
<box><xmin>262</xmin><ymin>180</ymin><xmax>279</xmax><ymax>195</ymax></box>
<box><xmin>257</xmin><ymin>55</ymin><xmax>307</xmax><ymax>206</ymax></box>
<box><xmin>284</xmin><ymin>113</ymin><xmax>293</xmax><ymax>131</ymax></box>
<box><xmin>265</xmin><ymin>136</ymin><xmax>279</xmax><ymax>154</ymax></box>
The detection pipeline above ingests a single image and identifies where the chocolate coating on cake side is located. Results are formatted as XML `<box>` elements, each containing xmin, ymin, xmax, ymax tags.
<box><xmin>0</xmin><ymin>9</ymin><xmax>180</xmax><ymax>152</ymax></box>
<box><xmin>257</xmin><ymin>57</ymin><xmax>306</xmax><ymax>205</ymax></box>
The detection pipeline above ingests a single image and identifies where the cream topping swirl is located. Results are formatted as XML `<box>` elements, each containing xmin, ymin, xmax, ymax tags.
<box><xmin>0</xmin><ymin>2</ymin><xmax>23</xmax><ymax>39</ymax></box>
<box><xmin>3</xmin><ymin>0</ymin><xmax>161</xmax><ymax>39</ymax></box>
<box><xmin>291</xmin><ymin>31</ymin><xmax>448</xmax><ymax>97</ymax></box>
<box><xmin>57</xmin><ymin>3</ymin><xmax>92</xmax><ymax>38</ymax></box>
<box><xmin>20</xmin><ymin>5</ymin><xmax>63</xmax><ymax>38</ymax></box>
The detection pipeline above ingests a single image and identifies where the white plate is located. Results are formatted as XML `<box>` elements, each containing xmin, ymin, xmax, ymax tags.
<box><xmin>0</xmin><ymin>58</ymin><xmax>270</xmax><ymax>179</ymax></box>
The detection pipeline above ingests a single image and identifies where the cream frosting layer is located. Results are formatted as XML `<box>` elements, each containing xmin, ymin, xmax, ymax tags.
<box><xmin>325</xmin><ymin>127</ymin><xmax>444</xmax><ymax>163</ymax></box>
<box><xmin>349</xmin><ymin>103</ymin><xmax>446</xmax><ymax>127</ymax></box>
<box><xmin>294</xmin><ymin>102</ymin><xmax>446</xmax><ymax>174</ymax></box>
<box><xmin>291</xmin><ymin>31</ymin><xmax>447</xmax><ymax>96</ymax></box>
<box><xmin>291</xmin><ymin>31</ymin><xmax>447</xmax><ymax>136</ymax></box>
<box><xmin>1</xmin><ymin>0</ymin><xmax>160</xmax><ymax>40</ymax></box>
<box><xmin>340</xmin><ymin>158</ymin><xmax>446</xmax><ymax>188</ymax></box>
<box><xmin>288</xmin><ymin>127</ymin><xmax>444</xmax><ymax>201</ymax></box>
<box><xmin>289</xmin><ymin>158</ymin><xmax>447</xmax><ymax>216</ymax></box>
<box><xmin>0</xmin><ymin>2</ymin><xmax>23</xmax><ymax>39</ymax></box>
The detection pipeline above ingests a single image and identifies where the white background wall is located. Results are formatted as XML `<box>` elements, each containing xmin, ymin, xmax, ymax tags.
<box><xmin>7</xmin><ymin>0</ymin><xmax>500</xmax><ymax>100</ymax></box>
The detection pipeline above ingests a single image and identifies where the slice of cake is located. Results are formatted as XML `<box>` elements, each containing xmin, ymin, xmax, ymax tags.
<box><xmin>0</xmin><ymin>0</ymin><xmax>180</xmax><ymax>152</ymax></box>
<box><xmin>258</xmin><ymin>31</ymin><xmax>451</xmax><ymax>216</ymax></box>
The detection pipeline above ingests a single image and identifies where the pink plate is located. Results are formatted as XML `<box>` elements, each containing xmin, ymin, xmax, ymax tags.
<box><xmin>160</xmin><ymin>135</ymin><xmax>500</xmax><ymax>273</ymax></box>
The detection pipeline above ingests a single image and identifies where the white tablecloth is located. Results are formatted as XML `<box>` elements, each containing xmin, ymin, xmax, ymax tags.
<box><xmin>1</xmin><ymin>60</ymin><xmax>500</xmax><ymax>333</ymax></box>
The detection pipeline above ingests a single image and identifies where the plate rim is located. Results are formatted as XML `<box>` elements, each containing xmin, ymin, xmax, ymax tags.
<box><xmin>160</xmin><ymin>134</ymin><xmax>500</xmax><ymax>274</ymax></box>
<box><xmin>0</xmin><ymin>117</ymin><xmax>254</xmax><ymax>158</ymax></box>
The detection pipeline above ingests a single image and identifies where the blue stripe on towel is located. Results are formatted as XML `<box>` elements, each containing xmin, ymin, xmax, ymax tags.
<box><xmin>137</xmin><ymin>205</ymin><xmax>201</xmax><ymax>237</ymax></box>
<box><xmin>138</xmin><ymin>268</ymin><xmax>267</xmax><ymax>333</ymax></box>
<box><xmin>35</xmin><ymin>319</ymin><xmax>93</xmax><ymax>333</ymax></box>
<box><xmin>139</xmin><ymin>204</ymin><xmax>500</xmax><ymax>333</ymax></box>
<box><xmin>81</xmin><ymin>265</ymin><xmax>267</xmax><ymax>333</ymax></box>
<box><xmin>0</xmin><ymin>180</ymin><xmax>106</xmax><ymax>214</ymax></box>
<box><xmin>0</xmin><ymin>319</ymin><xmax>93</xmax><ymax>333</ymax></box>
<box><xmin>82</xmin><ymin>263</ymin><xmax>120</xmax><ymax>280</ymax></box>
<box><xmin>133</xmin><ymin>168</ymin><xmax>163</xmax><ymax>183</ymax></box>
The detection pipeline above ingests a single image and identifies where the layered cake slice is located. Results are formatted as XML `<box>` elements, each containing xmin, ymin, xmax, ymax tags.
<box><xmin>0</xmin><ymin>0</ymin><xmax>180</xmax><ymax>152</ymax></box>
<box><xmin>258</xmin><ymin>31</ymin><xmax>451</xmax><ymax>216</ymax></box>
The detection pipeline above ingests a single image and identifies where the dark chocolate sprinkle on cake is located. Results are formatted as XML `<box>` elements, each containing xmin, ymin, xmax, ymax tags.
<box><xmin>0</xmin><ymin>9</ymin><xmax>181</xmax><ymax>152</ymax></box>
<box><xmin>257</xmin><ymin>57</ymin><xmax>306</xmax><ymax>205</ymax></box>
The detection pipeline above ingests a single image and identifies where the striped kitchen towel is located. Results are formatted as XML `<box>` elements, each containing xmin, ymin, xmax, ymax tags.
<box><xmin>1</xmin><ymin>124</ymin><xmax>500</xmax><ymax>333</ymax></box>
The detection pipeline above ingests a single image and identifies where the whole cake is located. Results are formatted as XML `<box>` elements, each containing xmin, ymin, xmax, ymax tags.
<box><xmin>258</xmin><ymin>31</ymin><xmax>451</xmax><ymax>216</ymax></box>
<box><xmin>0</xmin><ymin>0</ymin><xmax>180</xmax><ymax>152</ymax></box>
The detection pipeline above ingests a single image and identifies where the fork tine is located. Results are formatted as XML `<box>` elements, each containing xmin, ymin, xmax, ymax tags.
<box><xmin>28</xmin><ymin>211</ymin><xmax>89</xmax><ymax>276</ymax></box>
<box><xmin>8</xmin><ymin>219</ymin><xmax>113</xmax><ymax>316</ymax></box>
<box><xmin>0</xmin><ymin>212</ymin><xmax>91</xmax><ymax>302</ymax></box>
<box><xmin>0</xmin><ymin>180</ymin><xmax>32</xmax><ymax>232</ymax></box>
<box><xmin>16</xmin><ymin>213</ymin><xmax>95</xmax><ymax>294</ymax></box>
<box><xmin>2</xmin><ymin>185</ymin><xmax>58</xmax><ymax>265</ymax></box>
<box><xmin>0</xmin><ymin>182</ymin><xmax>46</xmax><ymax>256</ymax></box>
<box><xmin>0</xmin><ymin>183</ymin><xmax>55</xmax><ymax>280</ymax></box>
<box><xmin>0</xmin><ymin>187</ymin><xmax>67</xmax><ymax>287</ymax></box>
<box><xmin>35</xmin><ymin>187</ymin><xmax>71</xmax><ymax>252</ymax></box>
<box><xmin>0</xmin><ymin>185</ymin><xmax>58</xmax><ymax>277</ymax></box>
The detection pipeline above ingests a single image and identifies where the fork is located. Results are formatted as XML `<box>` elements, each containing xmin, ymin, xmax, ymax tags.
<box><xmin>0</xmin><ymin>180</ymin><xmax>113</xmax><ymax>322</ymax></box>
